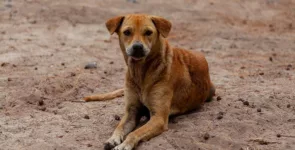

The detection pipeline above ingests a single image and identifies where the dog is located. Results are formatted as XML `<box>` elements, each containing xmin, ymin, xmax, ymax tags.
<box><xmin>84</xmin><ymin>14</ymin><xmax>215</xmax><ymax>150</ymax></box>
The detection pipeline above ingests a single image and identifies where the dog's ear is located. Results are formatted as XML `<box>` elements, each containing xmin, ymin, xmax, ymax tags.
<box><xmin>105</xmin><ymin>16</ymin><xmax>125</xmax><ymax>35</ymax></box>
<box><xmin>150</xmin><ymin>16</ymin><xmax>172</xmax><ymax>38</ymax></box>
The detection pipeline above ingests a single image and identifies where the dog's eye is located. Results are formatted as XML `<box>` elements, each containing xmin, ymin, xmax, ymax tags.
<box><xmin>123</xmin><ymin>30</ymin><xmax>131</xmax><ymax>36</ymax></box>
<box><xmin>144</xmin><ymin>30</ymin><xmax>153</xmax><ymax>36</ymax></box>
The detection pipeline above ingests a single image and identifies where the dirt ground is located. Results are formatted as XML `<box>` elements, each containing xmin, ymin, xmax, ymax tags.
<box><xmin>0</xmin><ymin>0</ymin><xmax>294</xmax><ymax>150</ymax></box>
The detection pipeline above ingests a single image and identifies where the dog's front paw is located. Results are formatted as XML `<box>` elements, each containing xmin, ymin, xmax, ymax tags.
<box><xmin>113</xmin><ymin>142</ymin><xmax>133</xmax><ymax>150</ymax></box>
<box><xmin>104</xmin><ymin>135</ymin><xmax>123</xmax><ymax>150</ymax></box>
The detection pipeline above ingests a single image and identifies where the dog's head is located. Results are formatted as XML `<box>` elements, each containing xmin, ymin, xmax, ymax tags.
<box><xmin>105</xmin><ymin>14</ymin><xmax>171</xmax><ymax>61</ymax></box>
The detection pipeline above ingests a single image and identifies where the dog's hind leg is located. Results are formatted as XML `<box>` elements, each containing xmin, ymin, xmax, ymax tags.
<box><xmin>84</xmin><ymin>88</ymin><xmax>124</xmax><ymax>102</ymax></box>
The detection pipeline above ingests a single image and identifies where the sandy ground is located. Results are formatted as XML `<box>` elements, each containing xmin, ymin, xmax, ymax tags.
<box><xmin>0</xmin><ymin>0</ymin><xmax>295</xmax><ymax>150</ymax></box>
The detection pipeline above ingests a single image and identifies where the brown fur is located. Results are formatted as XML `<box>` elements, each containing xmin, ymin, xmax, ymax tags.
<box><xmin>84</xmin><ymin>14</ymin><xmax>215</xmax><ymax>150</ymax></box>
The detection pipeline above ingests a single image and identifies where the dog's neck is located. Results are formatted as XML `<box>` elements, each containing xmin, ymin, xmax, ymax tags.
<box><xmin>120</xmin><ymin>36</ymin><xmax>172</xmax><ymax>86</ymax></box>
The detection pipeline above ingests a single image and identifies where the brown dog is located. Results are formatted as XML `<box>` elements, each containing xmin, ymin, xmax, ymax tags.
<box><xmin>84</xmin><ymin>14</ymin><xmax>215</xmax><ymax>150</ymax></box>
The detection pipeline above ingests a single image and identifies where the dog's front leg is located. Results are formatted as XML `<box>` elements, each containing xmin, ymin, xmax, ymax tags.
<box><xmin>104</xmin><ymin>87</ymin><xmax>141</xmax><ymax>150</ymax></box>
<box><xmin>114</xmin><ymin>89</ymin><xmax>172</xmax><ymax>150</ymax></box>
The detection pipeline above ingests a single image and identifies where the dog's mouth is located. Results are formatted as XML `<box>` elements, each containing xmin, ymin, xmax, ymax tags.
<box><xmin>130</xmin><ymin>56</ymin><xmax>144</xmax><ymax>61</ymax></box>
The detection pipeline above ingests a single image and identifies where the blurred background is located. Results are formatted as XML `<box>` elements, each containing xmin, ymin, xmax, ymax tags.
<box><xmin>0</xmin><ymin>0</ymin><xmax>294</xmax><ymax>150</ymax></box>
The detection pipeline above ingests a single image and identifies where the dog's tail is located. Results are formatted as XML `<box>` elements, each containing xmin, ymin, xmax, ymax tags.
<box><xmin>83</xmin><ymin>88</ymin><xmax>124</xmax><ymax>102</ymax></box>
<box><xmin>205</xmin><ymin>82</ymin><xmax>216</xmax><ymax>102</ymax></box>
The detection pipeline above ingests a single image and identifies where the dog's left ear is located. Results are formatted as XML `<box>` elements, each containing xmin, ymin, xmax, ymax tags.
<box><xmin>105</xmin><ymin>16</ymin><xmax>125</xmax><ymax>35</ymax></box>
<box><xmin>150</xmin><ymin>16</ymin><xmax>172</xmax><ymax>38</ymax></box>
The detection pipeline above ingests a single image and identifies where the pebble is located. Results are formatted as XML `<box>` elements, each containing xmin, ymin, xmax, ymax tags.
<box><xmin>84</xmin><ymin>62</ymin><xmax>97</xmax><ymax>69</ymax></box>
<box><xmin>217</xmin><ymin>112</ymin><xmax>224</xmax><ymax>120</ymax></box>
<box><xmin>217</xmin><ymin>96</ymin><xmax>222</xmax><ymax>101</ymax></box>
<box><xmin>38</xmin><ymin>100</ymin><xmax>44</xmax><ymax>106</ymax></box>
<box><xmin>257</xmin><ymin>108</ymin><xmax>261</xmax><ymax>112</ymax></box>
<box><xmin>30</xmin><ymin>20</ymin><xmax>37</xmax><ymax>24</ymax></box>
<box><xmin>84</xmin><ymin>115</ymin><xmax>90</xmax><ymax>119</ymax></box>
<box><xmin>70</xmin><ymin>72</ymin><xmax>76</xmax><ymax>77</ymax></box>
<box><xmin>114</xmin><ymin>115</ymin><xmax>121</xmax><ymax>121</ymax></box>
<box><xmin>217</xmin><ymin>115</ymin><xmax>223</xmax><ymax>120</ymax></box>
<box><xmin>243</xmin><ymin>101</ymin><xmax>249</xmax><ymax>106</ymax></box>
<box><xmin>203</xmin><ymin>133</ymin><xmax>210</xmax><ymax>140</ymax></box>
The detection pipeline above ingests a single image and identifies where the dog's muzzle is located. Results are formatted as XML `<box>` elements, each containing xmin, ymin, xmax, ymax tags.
<box><xmin>126</xmin><ymin>42</ymin><xmax>148</xmax><ymax>59</ymax></box>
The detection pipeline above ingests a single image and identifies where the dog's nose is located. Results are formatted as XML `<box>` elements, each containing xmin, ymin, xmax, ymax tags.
<box><xmin>130</xmin><ymin>43</ymin><xmax>145</xmax><ymax>58</ymax></box>
<box><xmin>132</xmin><ymin>43</ymin><xmax>144</xmax><ymax>51</ymax></box>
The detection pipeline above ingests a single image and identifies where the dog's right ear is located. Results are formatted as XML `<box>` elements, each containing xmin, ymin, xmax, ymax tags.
<box><xmin>105</xmin><ymin>16</ymin><xmax>125</xmax><ymax>35</ymax></box>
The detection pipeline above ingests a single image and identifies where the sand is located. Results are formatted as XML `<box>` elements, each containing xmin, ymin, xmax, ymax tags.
<box><xmin>0</xmin><ymin>0</ymin><xmax>294</xmax><ymax>150</ymax></box>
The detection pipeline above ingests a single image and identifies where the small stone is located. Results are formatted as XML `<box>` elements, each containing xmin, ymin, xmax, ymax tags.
<box><xmin>1</xmin><ymin>31</ymin><xmax>6</xmax><ymax>34</ymax></box>
<box><xmin>7</xmin><ymin>78</ymin><xmax>12</xmax><ymax>81</ymax></box>
<box><xmin>30</xmin><ymin>20</ymin><xmax>37</xmax><ymax>24</ymax></box>
<box><xmin>217</xmin><ymin>115</ymin><xmax>223</xmax><ymax>120</ymax></box>
<box><xmin>87</xmin><ymin>144</ymin><xmax>92</xmax><ymax>147</ymax></box>
<box><xmin>53</xmin><ymin>110</ymin><xmax>58</xmax><ymax>115</ymax></box>
<box><xmin>240</xmin><ymin>66</ymin><xmax>246</xmax><ymax>69</ymax></box>
<box><xmin>243</xmin><ymin>101</ymin><xmax>249</xmax><ymax>106</ymax></box>
<box><xmin>84</xmin><ymin>115</ymin><xmax>90</xmax><ymax>119</ymax></box>
<box><xmin>1</xmin><ymin>62</ymin><xmax>9</xmax><ymax>67</ymax></box>
<box><xmin>114</xmin><ymin>115</ymin><xmax>121</xmax><ymax>121</ymax></box>
<box><xmin>109</xmin><ymin>61</ymin><xmax>114</xmax><ymax>64</ymax></box>
<box><xmin>216</xmin><ymin>96</ymin><xmax>222</xmax><ymax>101</ymax></box>
<box><xmin>203</xmin><ymin>133</ymin><xmax>210</xmax><ymax>140</ymax></box>
<box><xmin>257</xmin><ymin>108</ymin><xmax>261</xmax><ymax>112</ymax></box>
<box><xmin>84</xmin><ymin>62</ymin><xmax>97</xmax><ymax>69</ymax></box>
<box><xmin>70</xmin><ymin>72</ymin><xmax>76</xmax><ymax>77</ymax></box>
<box><xmin>276</xmin><ymin>134</ymin><xmax>281</xmax><ymax>138</ymax></box>
<box><xmin>61</xmin><ymin>42</ymin><xmax>66</xmax><ymax>46</ymax></box>
<box><xmin>34</xmin><ymin>67</ymin><xmax>38</xmax><ymax>70</ymax></box>
<box><xmin>217</xmin><ymin>112</ymin><xmax>224</xmax><ymax>120</ymax></box>
<box><xmin>287</xmin><ymin>104</ymin><xmax>291</xmax><ymax>108</ymax></box>
<box><xmin>287</xmin><ymin>64</ymin><xmax>292</xmax><ymax>68</ymax></box>
<box><xmin>38</xmin><ymin>100</ymin><xmax>44</xmax><ymax>106</ymax></box>
<box><xmin>61</xmin><ymin>62</ymin><xmax>65</xmax><ymax>66</ymax></box>
<box><xmin>259</xmin><ymin>72</ymin><xmax>264</xmax><ymax>75</ymax></box>
<box><xmin>286</xmin><ymin>67</ymin><xmax>290</xmax><ymax>71</ymax></box>
<box><xmin>269</xmin><ymin>57</ymin><xmax>273</xmax><ymax>62</ymax></box>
